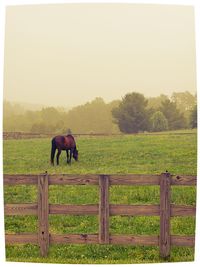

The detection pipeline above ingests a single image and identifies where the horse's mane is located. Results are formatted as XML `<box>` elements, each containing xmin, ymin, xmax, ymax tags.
<box><xmin>66</xmin><ymin>134</ymin><xmax>77</xmax><ymax>149</ymax></box>
<box><xmin>66</xmin><ymin>134</ymin><xmax>74</xmax><ymax>138</ymax></box>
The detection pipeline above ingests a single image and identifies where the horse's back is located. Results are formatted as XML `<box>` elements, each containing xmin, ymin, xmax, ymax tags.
<box><xmin>52</xmin><ymin>135</ymin><xmax>76</xmax><ymax>150</ymax></box>
<box><xmin>66</xmin><ymin>134</ymin><xmax>76</xmax><ymax>148</ymax></box>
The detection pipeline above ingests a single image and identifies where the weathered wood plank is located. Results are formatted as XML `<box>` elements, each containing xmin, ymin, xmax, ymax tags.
<box><xmin>99</xmin><ymin>175</ymin><xmax>110</xmax><ymax>244</ymax></box>
<box><xmin>110</xmin><ymin>204</ymin><xmax>159</xmax><ymax>216</ymax></box>
<box><xmin>38</xmin><ymin>174</ymin><xmax>49</xmax><ymax>257</ymax></box>
<box><xmin>4</xmin><ymin>174</ymin><xmax>38</xmax><ymax>185</ymax></box>
<box><xmin>49</xmin><ymin>204</ymin><xmax>159</xmax><ymax>216</ymax></box>
<box><xmin>171</xmin><ymin>204</ymin><xmax>196</xmax><ymax>217</ymax></box>
<box><xmin>110</xmin><ymin>204</ymin><xmax>196</xmax><ymax>217</ymax></box>
<box><xmin>5</xmin><ymin>234</ymin><xmax>195</xmax><ymax>247</ymax></box>
<box><xmin>109</xmin><ymin>174</ymin><xmax>160</xmax><ymax>185</ymax></box>
<box><xmin>4</xmin><ymin>174</ymin><xmax>196</xmax><ymax>186</ymax></box>
<box><xmin>159</xmin><ymin>172</ymin><xmax>171</xmax><ymax>258</ymax></box>
<box><xmin>171</xmin><ymin>175</ymin><xmax>196</xmax><ymax>186</ymax></box>
<box><xmin>4</xmin><ymin>204</ymin><xmax>38</xmax><ymax>215</ymax></box>
<box><xmin>50</xmin><ymin>234</ymin><xmax>159</xmax><ymax>245</ymax></box>
<box><xmin>49</xmin><ymin>174</ymin><xmax>99</xmax><ymax>185</ymax></box>
<box><xmin>50</xmin><ymin>234</ymin><xmax>98</xmax><ymax>244</ymax></box>
<box><xmin>171</xmin><ymin>235</ymin><xmax>195</xmax><ymax>247</ymax></box>
<box><xmin>5</xmin><ymin>234</ymin><xmax>38</xmax><ymax>244</ymax></box>
<box><xmin>110</xmin><ymin>235</ymin><xmax>159</xmax><ymax>246</ymax></box>
<box><xmin>4</xmin><ymin>203</ymin><xmax>196</xmax><ymax>217</ymax></box>
<box><xmin>49</xmin><ymin>204</ymin><xmax>99</xmax><ymax>215</ymax></box>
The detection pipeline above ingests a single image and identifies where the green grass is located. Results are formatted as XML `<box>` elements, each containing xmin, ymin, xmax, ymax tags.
<box><xmin>3</xmin><ymin>129</ymin><xmax>197</xmax><ymax>263</ymax></box>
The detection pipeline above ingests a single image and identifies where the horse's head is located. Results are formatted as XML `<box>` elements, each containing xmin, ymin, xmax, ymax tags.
<box><xmin>73</xmin><ymin>149</ymin><xmax>79</xmax><ymax>161</ymax></box>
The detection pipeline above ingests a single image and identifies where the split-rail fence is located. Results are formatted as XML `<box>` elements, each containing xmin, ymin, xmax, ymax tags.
<box><xmin>4</xmin><ymin>172</ymin><xmax>196</xmax><ymax>259</ymax></box>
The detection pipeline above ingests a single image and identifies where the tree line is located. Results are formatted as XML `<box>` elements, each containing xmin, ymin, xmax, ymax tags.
<box><xmin>3</xmin><ymin>91</ymin><xmax>197</xmax><ymax>134</ymax></box>
<box><xmin>112</xmin><ymin>91</ymin><xmax>197</xmax><ymax>133</ymax></box>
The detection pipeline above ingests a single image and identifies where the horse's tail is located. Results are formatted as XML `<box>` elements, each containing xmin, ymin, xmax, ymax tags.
<box><xmin>51</xmin><ymin>138</ymin><xmax>56</xmax><ymax>165</ymax></box>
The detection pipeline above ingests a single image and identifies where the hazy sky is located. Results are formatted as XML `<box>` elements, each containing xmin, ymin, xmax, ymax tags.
<box><xmin>4</xmin><ymin>4</ymin><xmax>196</xmax><ymax>107</ymax></box>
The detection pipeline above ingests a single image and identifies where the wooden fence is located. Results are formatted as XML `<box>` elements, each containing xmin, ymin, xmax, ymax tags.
<box><xmin>3</xmin><ymin>132</ymin><xmax>122</xmax><ymax>139</ymax></box>
<box><xmin>4</xmin><ymin>172</ymin><xmax>196</xmax><ymax>258</ymax></box>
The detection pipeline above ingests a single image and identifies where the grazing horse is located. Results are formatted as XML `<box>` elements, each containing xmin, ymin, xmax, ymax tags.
<box><xmin>51</xmin><ymin>134</ymin><xmax>78</xmax><ymax>165</ymax></box>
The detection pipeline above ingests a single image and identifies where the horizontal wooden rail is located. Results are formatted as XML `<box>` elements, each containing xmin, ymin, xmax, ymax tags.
<box><xmin>171</xmin><ymin>175</ymin><xmax>197</xmax><ymax>186</ymax></box>
<box><xmin>109</xmin><ymin>174</ymin><xmax>160</xmax><ymax>185</ymax></box>
<box><xmin>5</xmin><ymin>234</ymin><xmax>195</xmax><ymax>247</ymax></box>
<box><xmin>49</xmin><ymin>204</ymin><xmax>98</xmax><ymax>215</ymax></box>
<box><xmin>5</xmin><ymin>204</ymin><xmax>38</xmax><ymax>215</ymax></box>
<box><xmin>3</xmin><ymin>131</ymin><xmax>196</xmax><ymax>141</ymax></box>
<box><xmin>4</xmin><ymin>175</ymin><xmax>38</xmax><ymax>185</ymax></box>
<box><xmin>5</xmin><ymin>233</ymin><xmax>38</xmax><ymax>244</ymax></box>
<box><xmin>49</xmin><ymin>175</ymin><xmax>99</xmax><ymax>185</ymax></box>
<box><xmin>4</xmin><ymin>203</ymin><xmax>196</xmax><ymax>217</ymax></box>
<box><xmin>4</xmin><ymin>174</ymin><xmax>197</xmax><ymax>186</ymax></box>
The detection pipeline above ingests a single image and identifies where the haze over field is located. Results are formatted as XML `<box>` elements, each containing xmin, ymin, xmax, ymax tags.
<box><xmin>4</xmin><ymin>4</ymin><xmax>196</xmax><ymax>107</ymax></box>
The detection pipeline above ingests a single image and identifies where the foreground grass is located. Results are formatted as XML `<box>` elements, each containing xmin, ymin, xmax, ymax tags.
<box><xmin>6</xmin><ymin>245</ymin><xmax>194</xmax><ymax>264</ymax></box>
<box><xmin>3</xmin><ymin>130</ymin><xmax>197</xmax><ymax>263</ymax></box>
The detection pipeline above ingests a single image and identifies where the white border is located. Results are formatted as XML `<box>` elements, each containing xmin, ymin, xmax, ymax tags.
<box><xmin>0</xmin><ymin>0</ymin><xmax>199</xmax><ymax>267</ymax></box>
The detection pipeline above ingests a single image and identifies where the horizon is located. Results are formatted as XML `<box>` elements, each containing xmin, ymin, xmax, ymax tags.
<box><xmin>3</xmin><ymin>89</ymin><xmax>197</xmax><ymax>111</ymax></box>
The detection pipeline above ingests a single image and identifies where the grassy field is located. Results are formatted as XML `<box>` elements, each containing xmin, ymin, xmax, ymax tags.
<box><xmin>3</xmin><ymin>129</ymin><xmax>197</xmax><ymax>263</ymax></box>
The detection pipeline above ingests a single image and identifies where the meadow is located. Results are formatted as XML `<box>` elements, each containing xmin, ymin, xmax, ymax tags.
<box><xmin>3</xmin><ymin>129</ymin><xmax>197</xmax><ymax>264</ymax></box>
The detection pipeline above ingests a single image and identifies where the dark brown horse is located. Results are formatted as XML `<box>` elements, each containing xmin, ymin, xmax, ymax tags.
<box><xmin>51</xmin><ymin>134</ymin><xmax>78</xmax><ymax>165</ymax></box>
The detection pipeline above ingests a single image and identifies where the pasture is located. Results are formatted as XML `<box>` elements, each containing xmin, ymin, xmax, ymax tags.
<box><xmin>3</xmin><ymin>130</ymin><xmax>197</xmax><ymax>263</ymax></box>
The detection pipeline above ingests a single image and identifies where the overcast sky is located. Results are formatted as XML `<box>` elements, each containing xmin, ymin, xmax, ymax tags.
<box><xmin>3</xmin><ymin>3</ymin><xmax>196</xmax><ymax>107</ymax></box>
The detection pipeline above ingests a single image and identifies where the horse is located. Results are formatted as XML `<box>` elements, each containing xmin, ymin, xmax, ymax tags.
<box><xmin>51</xmin><ymin>134</ymin><xmax>78</xmax><ymax>165</ymax></box>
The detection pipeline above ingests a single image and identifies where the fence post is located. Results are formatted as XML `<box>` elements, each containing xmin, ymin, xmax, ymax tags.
<box><xmin>99</xmin><ymin>175</ymin><xmax>110</xmax><ymax>244</ymax></box>
<box><xmin>159</xmin><ymin>172</ymin><xmax>171</xmax><ymax>259</ymax></box>
<box><xmin>38</xmin><ymin>172</ymin><xmax>49</xmax><ymax>257</ymax></box>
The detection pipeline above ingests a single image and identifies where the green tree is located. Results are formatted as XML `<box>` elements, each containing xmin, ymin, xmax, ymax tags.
<box><xmin>150</xmin><ymin>111</ymin><xmax>168</xmax><ymax>132</ymax></box>
<box><xmin>65</xmin><ymin>97</ymin><xmax>120</xmax><ymax>134</ymax></box>
<box><xmin>171</xmin><ymin>91</ymin><xmax>197</xmax><ymax>127</ymax></box>
<box><xmin>160</xmin><ymin>99</ymin><xmax>186</xmax><ymax>130</ymax></box>
<box><xmin>189</xmin><ymin>104</ymin><xmax>197</xmax><ymax>128</ymax></box>
<box><xmin>147</xmin><ymin>94</ymin><xmax>169</xmax><ymax>111</ymax></box>
<box><xmin>171</xmin><ymin>91</ymin><xmax>197</xmax><ymax>114</ymax></box>
<box><xmin>112</xmin><ymin>92</ymin><xmax>149</xmax><ymax>133</ymax></box>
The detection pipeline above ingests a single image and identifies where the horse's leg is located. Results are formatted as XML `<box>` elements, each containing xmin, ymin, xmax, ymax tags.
<box><xmin>66</xmin><ymin>150</ymin><xmax>69</xmax><ymax>164</ymax></box>
<box><xmin>69</xmin><ymin>148</ymin><xmax>73</xmax><ymax>164</ymax></box>
<box><xmin>56</xmin><ymin>149</ymin><xmax>61</xmax><ymax>165</ymax></box>
<box><xmin>51</xmin><ymin>140</ymin><xmax>56</xmax><ymax>166</ymax></box>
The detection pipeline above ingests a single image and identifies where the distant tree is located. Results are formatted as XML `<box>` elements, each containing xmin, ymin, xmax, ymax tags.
<box><xmin>160</xmin><ymin>99</ymin><xmax>186</xmax><ymax>130</ymax></box>
<box><xmin>3</xmin><ymin>100</ymin><xmax>25</xmax><ymax>115</ymax></box>
<box><xmin>31</xmin><ymin>122</ymin><xmax>56</xmax><ymax>133</ymax></box>
<box><xmin>171</xmin><ymin>91</ymin><xmax>197</xmax><ymax>113</ymax></box>
<box><xmin>189</xmin><ymin>105</ymin><xmax>197</xmax><ymax>128</ymax></box>
<box><xmin>40</xmin><ymin>107</ymin><xmax>61</xmax><ymax>124</ymax></box>
<box><xmin>171</xmin><ymin>91</ymin><xmax>197</xmax><ymax>127</ymax></box>
<box><xmin>65</xmin><ymin>97</ymin><xmax>120</xmax><ymax>134</ymax></box>
<box><xmin>112</xmin><ymin>92</ymin><xmax>149</xmax><ymax>133</ymax></box>
<box><xmin>31</xmin><ymin>122</ymin><xmax>45</xmax><ymax>133</ymax></box>
<box><xmin>147</xmin><ymin>94</ymin><xmax>169</xmax><ymax>111</ymax></box>
<box><xmin>150</xmin><ymin>111</ymin><xmax>168</xmax><ymax>132</ymax></box>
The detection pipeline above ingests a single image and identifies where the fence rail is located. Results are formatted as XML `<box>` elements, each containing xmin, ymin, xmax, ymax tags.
<box><xmin>4</xmin><ymin>173</ymin><xmax>196</xmax><ymax>258</ymax></box>
<box><xmin>3</xmin><ymin>132</ymin><xmax>123</xmax><ymax>140</ymax></box>
<box><xmin>4</xmin><ymin>174</ymin><xmax>196</xmax><ymax>186</ymax></box>
<box><xmin>4</xmin><ymin>203</ymin><xmax>196</xmax><ymax>216</ymax></box>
